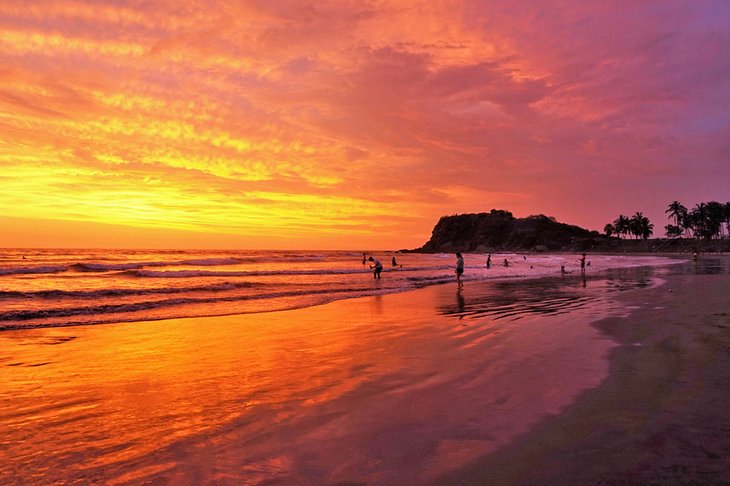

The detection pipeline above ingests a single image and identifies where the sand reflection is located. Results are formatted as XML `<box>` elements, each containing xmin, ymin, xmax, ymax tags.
<box><xmin>0</xmin><ymin>271</ymin><xmax>643</xmax><ymax>484</ymax></box>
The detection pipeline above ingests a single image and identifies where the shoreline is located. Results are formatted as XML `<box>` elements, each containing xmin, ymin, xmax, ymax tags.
<box><xmin>434</xmin><ymin>259</ymin><xmax>730</xmax><ymax>484</ymax></box>
<box><xmin>0</xmin><ymin>252</ymin><xmax>687</xmax><ymax>333</ymax></box>
<box><xmin>1</xmin><ymin>265</ymin><xmax>631</xmax><ymax>484</ymax></box>
<box><xmin>2</xmin><ymin>259</ymin><xmax>728</xmax><ymax>483</ymax></box>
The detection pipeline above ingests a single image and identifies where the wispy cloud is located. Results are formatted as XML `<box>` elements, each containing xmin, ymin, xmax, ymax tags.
<box><xmin>1</xmin><ymin>0</ymin><xmax>728</xmax><ymax>248</ymax></box>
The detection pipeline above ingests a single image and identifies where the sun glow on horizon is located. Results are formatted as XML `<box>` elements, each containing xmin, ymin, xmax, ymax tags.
<box><xmin>1</xmin><ymin>1</ymin><xmax>728</xmax><ymax>249</ymax></box>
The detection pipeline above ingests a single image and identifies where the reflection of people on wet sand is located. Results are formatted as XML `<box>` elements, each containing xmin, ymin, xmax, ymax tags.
<box><xmin>503</xmin><ymin>259</ymin><xmax>509</xmax><ymax>267</ymax></box>
<box><xmin>486</xmin><ymin>254</ymin><xmax>491</xmax><ymax>269</ymax></box>
<box><xmin>579</xmin><ymin>253</ymin><xmax>586</xmax><ymax>274</ymax></box>
<box><xmin>368</xmin><ymin>256</ymin><xmax>383</xmax><ymax>279</ymax></box>
<box><xmin>561</xmin><ymin>265</ymin><xmax>571</xmax><ymax>275</ymax></box>
<box><xmin>455</xmin><ymin>252</ymin><xmax>464</xmax><ymax>289</ymax></box>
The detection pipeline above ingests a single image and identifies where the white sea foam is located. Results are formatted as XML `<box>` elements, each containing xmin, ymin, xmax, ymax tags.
<box><xmin>0</xmin><ymin>249</ymin><xmax>684</xmax><ymax>330</ymax></box>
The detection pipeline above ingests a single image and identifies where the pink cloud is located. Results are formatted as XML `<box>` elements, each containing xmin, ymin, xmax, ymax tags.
<box><xmin>1</xmin><ymin>0</ymin><xmax>728</xmax><ymax>248</ymax></box>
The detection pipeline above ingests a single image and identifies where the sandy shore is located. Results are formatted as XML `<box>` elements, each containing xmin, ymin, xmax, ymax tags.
<box><xmin>435</xmin><ymin>259</ymin><xmax>730</xmax><ymax>485</ymax></box>
<box><xmin>2</xmin><ymin>258</ymin><xmax>729</xmax><ymax>484</ymax></box>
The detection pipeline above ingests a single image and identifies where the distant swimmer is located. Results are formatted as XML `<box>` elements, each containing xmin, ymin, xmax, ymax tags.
<box><xmin>486</xmin><ymin>254</ymin><xmax>491</xmax><ymax>269</ymax></box>
<box><xmin>561</xmin><ymin>265</ymin><xmax>571</xmax><ymax>275</ymax></box>
<box><xmin>503</xmin><ymin>259</ymin><xmax>509</xmax><ymax>267</ymax></box>
<box><xmin>455</xmin><ymin>252</ymin><xmax>464</xmax><ymax>289</ymax></box>
<box><xmin>368</xmin><ymin>256</ymin><xmax>383</xmax><ymax>279</ymax></box>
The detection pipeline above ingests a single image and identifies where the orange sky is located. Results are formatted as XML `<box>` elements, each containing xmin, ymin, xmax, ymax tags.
<box><xmin>1</xmin><ymin>1</ymin><xmax>728</xmax><ymax>249</ymax></box>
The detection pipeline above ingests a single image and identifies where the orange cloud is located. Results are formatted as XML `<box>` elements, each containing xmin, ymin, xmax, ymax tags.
<box><xmin>1</xmin><ymin>1</ymin><xmax>728</xmax><ymax>248</ymax></box>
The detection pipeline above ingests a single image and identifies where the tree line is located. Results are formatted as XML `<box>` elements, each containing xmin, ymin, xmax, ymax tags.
<box><xmin>604</xmin><ymin>213</ymin><xmax>654</xmax><ymax>239</ymax></box>
<box><xmin>603</xmin><ymin>201</ymin><xmax>730</xmax><ymax>240</ymax></box>
<box><xmin>664</xmin><ymin>201</ymin><xmax>730</xmax><ymax>240</ymax></box>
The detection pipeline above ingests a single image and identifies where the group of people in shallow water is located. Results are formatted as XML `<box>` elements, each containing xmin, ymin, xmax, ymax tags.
<box><xmin>362</xmin><ymin>253</ymin><xmax>401</xmax><ymax>279</ymax></box>
<box><xmin>363</xmin><ymin>252</ymin><xmax>590</xmax><ymax>286</ymax></box>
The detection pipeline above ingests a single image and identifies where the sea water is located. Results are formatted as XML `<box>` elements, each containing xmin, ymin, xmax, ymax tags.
<box><xmin>0</xmin><ymin>248</ymin><xmax>680</xmax><ymax>330</ymax></box>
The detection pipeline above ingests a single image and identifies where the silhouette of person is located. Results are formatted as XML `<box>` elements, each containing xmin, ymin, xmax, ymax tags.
<box><xmin>486</xmin><ymin>254</ymin><xmax>491</xmax><ymax>269</ymax></box>
<box><xmin>392</xmin><ymin>256</ymin><xmax>398</xmax><ymax>266</ymax></box>
<box><xmin>368</xmin><ymin>256</ymin><xmax>383</xmax><ymax>279</ymax></box>
<box><xmin>455</xmin><ymin>252</ymin><xmax>464</xmax><ymax>289</ymax></box>
<box><xmin>579</xmin><ymin>253</ymin><xmax>586</xmax><ymax>274</ymax></box>
<box><xmin>561</xmin><ymin>265</ymin><xmax>571</xmax><ymax>275</ymax></box>
<box><xmin>362</xmin><ymin>253</ymin><xmax>366</xmax><ymax>265</ymax></box>
<box><xmin>503</xmin><ymin>258</ymin><xmax>509</xmax><ymax>267</ymax></box>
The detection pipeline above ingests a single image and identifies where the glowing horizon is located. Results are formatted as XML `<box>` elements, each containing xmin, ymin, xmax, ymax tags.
<box><xmin>1</xmin><ymin>1</ymin><xmax>728</xmax><ymax>249</ymax></box>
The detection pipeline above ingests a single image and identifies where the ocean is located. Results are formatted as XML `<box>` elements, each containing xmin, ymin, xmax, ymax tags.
<box><xmin>0</xmin><ymin>248</ymin><xmax>680</xmax><ymax>331</ymax></box>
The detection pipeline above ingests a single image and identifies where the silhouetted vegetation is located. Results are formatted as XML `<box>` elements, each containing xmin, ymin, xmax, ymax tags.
<box><xmin>661</xmin><ymin>201</ymin><xmax>730</xmax><ymax>240</ymax></box>
<box><xmin>603</xmin><ymin>201</ymin><xmax>730</xmax><ymax>241</ymax></box>
<box><xmin>603</xmin><ymin>212</ymin><xmax>654</xmax><ymax>240</ymax></box>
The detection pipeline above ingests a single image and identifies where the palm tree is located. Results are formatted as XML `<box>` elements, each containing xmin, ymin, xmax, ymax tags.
<box><xmin>690</xmin><ymin>202</ymin><xmax>719</xmax><ymax>240</ymax></box>
<box><xmin>680</xmin><ymin>211</ymin><xmax>695</xmax><ymax>238</ymax></box>
<box><xmin>631</xmin><ymin>212</ymin><xmax>653</xmax><ymax>240</ymax></box>
<box><xmin>604</xmin><ymin>223</ymin><xmax>615</xmax><ymax>238</ymax></box>
<box><xmin>707</xmin><ymin>201</ymin><xmax>725</xmax><ymax>239</ymax></box>
<box><xmin>641</xmin><ymin>219</ymin><xmax>654</xmax><ymax>240</ymax></box>
<box><xmin>665</xmin><ymin>201</ymin><xmax>687</xmax><ymax>237</ymax></box>
<box><xmin>613</xmin><ymin>215</ymin><xmax>630</xmax><ymax>239</ymax></box>
<box><xmin>665</xmin><ymin>224</ymin><xmax>682</xmax><ymax>239</ymax></box>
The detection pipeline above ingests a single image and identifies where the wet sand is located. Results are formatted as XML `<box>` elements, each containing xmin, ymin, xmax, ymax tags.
<box><xmin>436</xmin><ymin>259</ymin><xmax>730</xmax><ymax>485</ymax></box>
<box><xmin>2</xmin><ymin>260</ymin><xmax>729</xmax><ymax>484</ymax></box>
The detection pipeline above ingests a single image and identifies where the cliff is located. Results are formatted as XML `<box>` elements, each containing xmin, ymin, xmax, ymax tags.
<box><xmin>416</xmin><ymin>209</ymin><xmax>601</xmax><ymax>252</ymax></box>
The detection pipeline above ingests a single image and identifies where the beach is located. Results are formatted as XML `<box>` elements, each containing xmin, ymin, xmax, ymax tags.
<box><xmin>2</xmin><ymin>256</ymin><xmax>729</xmax><ymax>484</ymax></box>
<box><xmin>437</xmin><ymin>256</ymin><xmax>730</xmax><ymax>484</ymax></box>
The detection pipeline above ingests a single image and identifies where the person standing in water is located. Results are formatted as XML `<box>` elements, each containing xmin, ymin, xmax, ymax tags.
<box><xmin>455</xmin><ymin>252</ymin><xmax>464</xmax><ymax>289</ymax></box>
<box><xmin>368</xmin><ymin>256</ymin><xmax>383</xmax><ymax>279</ymax></box>
<box><xmin>579</xmin><ymin>253</ymin><xmax>586</xmax><ymax>274</ymax></box>
<box><xmin>486</xmin><ymin>254</ymin><xmax>491</xmax><ymax>269</ymax></box>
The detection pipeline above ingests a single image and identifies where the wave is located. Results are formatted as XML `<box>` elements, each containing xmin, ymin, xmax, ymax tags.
<box><xmin>0</xmin><ymin>265</ymin><xmax>68</xmax><ymax>276</ymax></box>
<box><xmin>123</xmin><ymin>265</ymin><xmax>448</xmax><ymax>278</ymax></box>
<box><xmin>69</xmin><ymin>258</ymin><xmax>245</xmax><ymax>272</ymax></box>
<box><xmin>0</xmin><ymin>281</ymin><xmax>260</xmax><ymax>299</ymax></box>
<box><xmin>1</xmin><ymin>256</ymin><xmax>340</xmax><ymax>277</ymax></box>
<box><xmin>0</xmin><ymin>285</ymin><xmax>381</xmax><ymax>324</ymax></box>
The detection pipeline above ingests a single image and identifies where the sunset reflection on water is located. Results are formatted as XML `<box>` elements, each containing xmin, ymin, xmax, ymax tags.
<box><xmin>0</xmin><ymin>271</ymin><xmax>648</xmax><ymax>484</ymax></box>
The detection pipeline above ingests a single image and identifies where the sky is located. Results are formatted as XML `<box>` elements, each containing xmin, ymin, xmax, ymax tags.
<box><xmin>1</xmin><ymin>1</ymin><xmax>728</xmax><ymax>250</ymax></box>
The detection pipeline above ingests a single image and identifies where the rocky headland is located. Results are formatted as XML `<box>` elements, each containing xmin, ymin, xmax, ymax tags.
<box><xmin>410</xmin><ymin>209</ymin><xmax>729</xmax><ymax>253</ymax></box>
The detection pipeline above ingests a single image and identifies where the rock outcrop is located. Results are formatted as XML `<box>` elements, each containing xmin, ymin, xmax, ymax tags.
<box><xmin>417</xmin><ymin>209</ymin><xmax>600</xmax><ymax>252</ymax></box>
